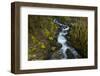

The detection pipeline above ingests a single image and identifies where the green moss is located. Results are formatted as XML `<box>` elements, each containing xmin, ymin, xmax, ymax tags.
<box><xmin>44</xmin><ymin>28</ymin><xmax>50</xmax><ymax>37</ymax></box>
<box><xmin>40</xmin><ymin>44</ymin><xmax>46</xmax><ymax>49</ymax></box>
<box><xmin>49</xmin><ymin>36</ymin><xmax>53</xmax><ymax>40</ymax></box>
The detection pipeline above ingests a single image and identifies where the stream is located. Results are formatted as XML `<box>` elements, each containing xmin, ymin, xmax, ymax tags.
<box><xmin>54</xmin><ymin>19</ymin><xmax>80</xmax><ymax>59</ymax></box>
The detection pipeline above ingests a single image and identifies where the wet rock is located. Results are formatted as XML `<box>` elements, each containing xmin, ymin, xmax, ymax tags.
<box><xmin>66</xmin><ymin>49</ymin><xmax>75</xmax><ymax>59</ymax></box>
<box><xmin>51</xmin><ymin>51</ymin><xmax>64</xmax><ymax>59</ymax></box>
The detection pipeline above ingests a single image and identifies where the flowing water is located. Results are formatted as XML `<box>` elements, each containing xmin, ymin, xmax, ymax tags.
<box><xmin>54</xmin><ymin>19</ymin><xmax>80</xmax><ymax>59</ymax></box>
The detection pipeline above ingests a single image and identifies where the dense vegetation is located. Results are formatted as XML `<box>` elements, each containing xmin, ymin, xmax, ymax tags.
<box><xmin>28</xmin><ymin>15</ymin><xmax>88</xmax><ymax>60</ymax></box>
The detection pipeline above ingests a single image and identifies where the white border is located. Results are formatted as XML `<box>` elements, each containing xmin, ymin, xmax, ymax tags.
<box><xmin>20</xmin><ymin>6</ymin><xmax>95</xmax><ymax>70</ymax></box>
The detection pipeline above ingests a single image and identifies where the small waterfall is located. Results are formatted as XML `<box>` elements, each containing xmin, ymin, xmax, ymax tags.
<box><xmin>54</xmin><ymin>19</ymin><xmax>79</xmax><ymax>59</ymax></box>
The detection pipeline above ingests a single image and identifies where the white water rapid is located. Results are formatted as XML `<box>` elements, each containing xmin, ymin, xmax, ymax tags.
<box><xmin>54</xmin><ymin>19</ymin><xmax>79</xmax><ymax>59</ymax></box>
